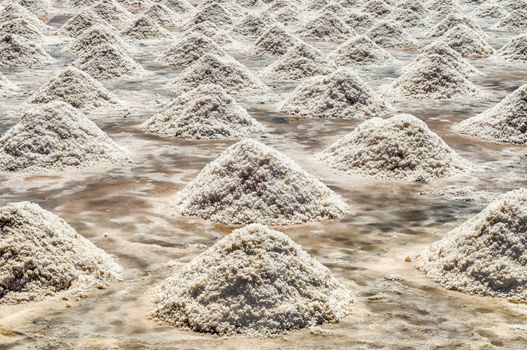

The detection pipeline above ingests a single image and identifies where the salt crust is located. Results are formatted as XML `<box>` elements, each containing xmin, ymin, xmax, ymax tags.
<box><xmin>0</xmin><ymin>201</ymin><xmax>121</xmax><ymax>304</ymax></box>
<box><xmin>15</xmin><ymin>0</ymin><xmax>52</xmax><ymax>19</ymax></box>
<box><xmin>142</xmin><ymin>84</ymin><xmax>265</xmax><ymax>139</ymax></box>
<box><xmin>318</xmin><ymin>114</ymin><xmax>470</xmax><ymax>182</ymax></box>
<box><xmin>328</xmin><ymin>35</ymin><xmax>395</xmax><ymax>66</ymax></box>
<box><xmin>0</xmin><ymin>102</ymin><xmax>127</xmax><ymax>172</ymax></box>
<box><xmin>63</xmin><ymin>25</ymin><xmax>129</xmax><ymax>56</ymax></box>
<box><xmin>173</xmin><ymin>139</ymin><xmax>349</xmax><ymax>225</ymax></box>
<box><xmin>152</xmin><ymin>224</ymin><xmax>353</xmax><ymax>336</ymax></box>
<box><xmin>246</xmin><ymin>24</ymin><xmax>301</xmax><ymax>57</ymax></box>
<box><xmin>0</xmin><ymin>34</ymin><xmax>52</xmax><ymax>67</ymax></box>
<box><xmin>417</xmin><ymin>189</ymin><xmax>527</xmax><ymax>301</ymax></box>
<box><xmin>121</xmin><ymin>15</ymin><xmax>172</xmax><ymax>41</ymax></box>
<box><xmin>495</xmin><ymin>9</ymin><xmax>527</xmax><ymax>31</ymax></box>
<box><xmin>366</xmin><ymin>20</ymin><xmax>419</xmax><ymax>48</ymax></box>
<box><xmin>161</xmin><ymin>33</ymin><xmax>226</xmax><ymax>68</ymax></box>
<box><xmin>494</xmin><ymin>34</ymin><xmax>527</xmax><ymax>63</ymax></box>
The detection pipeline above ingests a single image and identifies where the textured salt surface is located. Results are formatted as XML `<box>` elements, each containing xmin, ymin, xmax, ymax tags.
<box><xmin>0</xmin><ymin>34</ymin><xmax>52</xmax><ymax>67</ymax></box>
<box><xmin>92</xmin><ymin>0</ymin><xmax>134</xmax><ymax>28</ymax></box>
<box><xmin>16</xmin><ymin>0</ymin><xmax>52</xmax><ymax>19</ymax></box>
<box><xmin>185</xmin><ymin>3</ymin><xmax>233</xmax><ymax>28</ymax></box>
<box><xmin>144</xmin><ymin>3</ymin><xmax>180</xmax><ymax>28</ymax></box>
<box><xmin>343</xmin><ymin>11</ymin><xmax>375</xmax><ymax>34</ymax></box>
<box><xmin>153</xmin><ymin>224</ymin><xmax>353</xmax><ymax>336</ymax></box>
<box><xmin>161</xmin><ymin>33</ymin><xmax>226</xmax><ymax>68</ymax></box>
<box><xmin>0</xmin><ymin>3</ymin><xmax>46</xmax><ymax>30</ymax></box>
<box><xmin>173</xmin><ymin>139</ymin><xmax>348</xmax><ymax>225</ymax></box>
<box><xmin>63</xmin><ymin>25</ymin><xmax>129</xmax><ymax>56</ymax></box>
<box><xmin>159</xmin><ymin>0</ymin><xmax>195</xmax><ymax>15</ymax></box>
<box><xmin>495</xmin><ymin>34</ymin><xmax>527</xmax><ymax>63</ymax></box>
<box><xmin>442</xmin><ymin>24</ymin><xmax>494</xmax><ymax>58</ymax></box>
<box><xmin>182</xmin><ymin>20</ymin><xmax>233</xmax><ymax>45</ymax></box>
<box><xmin>417</xmin><ymin>189</ymin><xmax>527</xmax><ymax>301</ymax></box>
<box><xmin>232</xmin><ymin>13</ymin><xmax>274</xmax><ymax>37</ymax></box>
<box><xmin>318</xmin><ymin>114</ymin><xmax>470</xmax><ymax>182</ymax></box>
<box><xmin>121</xmin><ymin>15</ymin><xmax>172</xmax><ymax>41</ymax></box>
<box><xmin>0</xmin><ymin>202</ymin><xmax>121</xmax><ymax>304</ymax></box>
<box><xmin>417</xmin><ymin>40</ymin><xmax>480</xmax><ymax>78</ymax></box>
<box><xmin>247</xmin><ymin>25</ymin><xmax>300</xmax><ymax>57</ymax></box>
<box><xmin>0</xmin><ymin>18</ymin><xmax>44</xmax><ymax>41</ymax></box>
<box><xmin>428</xmin><ymin>14</ymin><xmax>485</xmax><ymax>38</ymax></box>
<box><xmin>59</xmin><ymin>10</ymin><xmax>110</xmax><ymax>38</ymax></box>
<box><xmin>296</xmin><ymin>10</ymin><xmax>354</xmax><ymax>42</ymax></box>
<box><xmin>366</xmin><ymin>20</ymin><xmax>418</xmax><ymax>49</ymax></box>
<box><xmin>473</xmin><ymin>3</ymin><xmax>508</xmax><ymax>20</ymax></box>
<box><xmin>328</xmin><ymin>35</ymin><xmax>395</xmax><ymax>66</ymax></box>
<box><xmin>0</xmin><ymin>72</ymin><xmax>17</xmax><ymax>93</ymax></box>
<box><xmin>495</xmin><ymin>9</ymin><xmax>527</xmax><ymax>31</ymax></box>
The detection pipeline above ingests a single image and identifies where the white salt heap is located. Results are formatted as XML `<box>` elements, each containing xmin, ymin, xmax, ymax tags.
<box><xmin>0</xmin><ymin>18</ymin><xmax>44</xmax><ymax>41</ymax></box>
<box><xmin>16</xmin><ymin>0</ymin><xmax>53</xmax><ymax>19</ymax></box>
<box><xmin>417</xmin><ymin>189</ymin><xmax>527</xmax><ymax>301</ymax></box>
<box><xmin>59</xmin><ymin>10</ymin><xmax>109</xmax><ymax>38</ymax></box>
<box><xmin>296</xmin><ymin>10</ymin><xmax>354</xmax><ymax>42</ymax></box>
<box><xmin>142</xmin><ymin>84</ymin><xmax>265</xmax><ymax>139</ymax></box>
<box><xmin>0</xmin><ymin>202</ymin><xmax>121</xmax><ymax>304</ymax></box>
<box><xmin>328</xmin><ymin>35</ymin><xmax>395</xmax><ymax>66</ymax></box>
<box><xmin>454</xmin><ymin>84</ymin><xmax>527</xmax><ymax>144</ymax></box>
<box><xmin>263</xmin><ymin>1</ymin><xmax>300</xmax><ymax>25</ymax></box>
<box><xmin>343</xmin><ymin>11</ymin><xmax>375</xmax><ymax>34</ymax></box>
<box><xmin>389</xmin><ymin>8</ymin><xmax>427</xmax><ymax>28</ymax></box>
<box><xmin>117</xmin><ymin>0</ymin><xmax>153</xmax><ymax>11</ymax></box>
<box><xmin>168</xmin><ymin>53</ymin><xmax>267</xmax><ymax>95</ymax></box>
<box><xmin>366</xmin><ymin>20</ymin><xmax>418</xmax><ymax>48</ymax></box>
<box><xmin>362</xmin><ymin>0</ymin><xmax>392</xmax><ymax>16</ymax></box>
<box><xmin>495</xmin><ymin>9</ymin><xmax>527</xmax><ymax>31</ymax></box>
<box><xmin>159</xmin><ymin>0</ymin><xmax>195</xmax><ymax>15</ymax></box>
<box><xmin>417</xmin><ymin>40</ymin><xmax>479</xmax><ymax>78</ymax></box>
<box><xmin>281</xmin><ymin>69</ymin><xmax>392</xmax><ymax>120</ymax></box>
<box><xmin>74</xmin><ymin>43</ymin><xmax>143</xmax><ymax>80</ymax></box>
<box><xmin>92</xmin><ymin>0</ymin><xmax>134</xmax><ymax>28</ymax></box>
<box><xmin>29</xmin><ymin>66</ymin><xmax>121</xmax><ymax>112</ymax></box>
<box><xmin>495</xmin><ymin>34</ymin><xmax>527</xmax><ymax>63</ymax></box>
<box><xmin>173</xmin><ymin>139</ymin><xmax>348</xmax><ymax>225</ymax></box>
<box><xmin>442</xmin><ymin>24</ymin><xmax>494</xmax><ymax>58</ymax></box>
<box><xmin>153</xmin><ymin>224</ymin><xmax>353</xmax><ymax>336</ymax></box>
<box><xmin>318</xmin><ymin>114</ymin><xmax>470</xmax><ymax>182</ymax></box>
<box><xmin>306</xmin><ymin>0</ymin><xmax>332</xmax><ymax>11</ymax></box>
<box><xmin>232</xmin><ymin>13</ymin><xmax>274</xmax><ymax>37</ymax></box>
<box><xmin>0</xmin><ymin>102</ymin><xmax>127</xmax><ymax>172</ymax></box>
<box><xmin>247</xmin><ymin>25</ymin><xmax>300</xmax><ymax>57</ymax></box>
<box><xmin>161</xmin><ymin>33</ymin><xmax>226</xmax><ymax>68</ymax></box>
<box><xmin>0</xmin><ymin>34</ymin><xmax>52</xmax><ymax>67</ymax></box>
<box><xmin>428</xmin><ymin>14</ymin><xmax>485</xmax><ymax>38</ymax></box>
<box><xmin>398</xmin><ymin>0</ymin><xmax>429</xmax><ymax>16</ymax></box>
<box><xmin>182</xmin><ymin>20</ymin><xmax>233</xmax><ymax>45</ymax></box>
<box><xmin>0</xmin><ymin>3</ymin><xmax>46</xmax><ymax>29</ymax></box>
<box><xmin>260</xmin><ymin>42</ymin><xmax>333</xmax><ymax>80</ymax></box>
<box><xmin>503</xmin><ymin>0</ymin><xmax>527</xmax><ymax>12</ymax></box>
<box><xmin>64</xmin><ymin>25</ymin><xmax>129</xmax><ymax>56</ymax></box>
<box><xmin>144</xmin><ymin>3</ymin><xmax>180</xmax><ymax>28</ymax></box>
<box><xmin>185</xmin><ymin>3</ymin><xmax>233</xmax><ymax>28</ymax></box>
<box><xmin>473</xmin><ymin>3</ymin><xmax>508</xmax><ymax>20</ymax></box>
<box><xmin>121</xmin><ymin>15</ymin><xmax>172</xmax><ymax>41</ymax></box>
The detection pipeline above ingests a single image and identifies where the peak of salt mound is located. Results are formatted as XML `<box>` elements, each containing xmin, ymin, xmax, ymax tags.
<box><xmin>417</xmin><ymin>40</ymin><xmax>479</xmax><ymax>77</ymax></box>
<box><xmin>159</xmin><ymin>0</ymin><xmax>195</xmax><ymax>14</ymax></box>
<box><xmin>454</xmin><ymin>84</ymin><xmax>527</xmax><ymax>144</ymax></box>
<box><xmin>427</xmin><ymin>14</ymin><xmax>485</xmax><ymax>37</ymax></box>
<box><xmin>0</xmin><ymin>3</ymin><xmax>46</xmax><ymax>30</ymax></box>
<box><xmin>0</xmin><ymin>34</ymin><xmax>52</xmax><ymax>67</ymax></box>
<box><xmin>473</xmin><ymin>3</ymin><xmax>508</xmax><ymax>20</ymax></box>
<box><xmin>185</xmin><ymin>3</ymin><xmax>233</xmax><ymax>29</ymax></box>
<box><xmin>442</xmin><ymin>24</ymin><xmax>494</xmax><ymax>58</ymax></box>
<box><xmin>318</xmin><ymin>114</ymin><xmax>470</xmax><ymax>182</ymax></box>
<box><xmin>64</xmin><ymin>25</ymin><xmax>128</xmax><ymax>56</ymax></box>
<box><xmin>117</xmin><ymin>0</ymin><xmax>154</xmax><ymax>11</ymax></box>
<box><xmin>366</xmin><ymin>20</ymin><xmax>418</xmax><ymax>48</ymax></box>
<box><xmin>397</xmin><ymin>0</ymin><xmax>429</xmax><ymax>16</ymax></box>
<box><xmin>29</xmin><ymin>66</ymin><xmax>121</xmax><ymax>111</ymax></box>
<box><xmin>247</xmin><ymin>24</ymin><xmax>300</xmax><ymax>57</ymax></box>
<box><xmin>168</xmin><ymin>53</ymin><xmax>266</xmax><ymax>95</ymax></box>
<box><xmin>390</xmin><ymin>54</ymin><xmax>477</xmax><ymax>100</ymax></box>
<box><xmin>197</xmin><ymin>0</ymin><xmax>245</xmax><ymax>15</ymax></box>
<box><xmin>328</xmin><ymin>35</ymin><xmax>395</xmax><ymax>66</ymax></box>
<box><xmin>0</xmin><ymin>72</ymin><xmax>17</xmax><ymax>93</ymax></box>
<box><xmin>74</xmin><ymin>43</ymin><xmax>143</xmax><ymax>80</ymax></box>
<box><xmin>121</xmin><ymin>15</ymin><xmax>172</xmax><ymax>40</ymax></box>
<box><xmin>389</xmin><ymin>8</ymin><xmax>427</xmax><ymax>28</ymax></box>
<box><xmin>69</xmin><ymin>0</ymin><xmax>101</xmax><ymax>7</ymax></box>
<box><xmin>142</xmin><ymin>84</ymin><xmax>265</xmax><ymax>139</ymax></box>
<box><xmin>281</xmin><ymin>68</ymin><xmax>392</xmax><ymax>120</ymax></box>
<box><xmin>173</xmin><ymin>139</ymin><xmax>348</xmax><ymax>225</ymax></box>
<box><xmin>260</xmin><ymin>42</ymin><xmax>333</xmax><ymax>80</ymax></box>
<box><xmin>495</xmin><ymin>9</ymin><xmax>527</xmax><ymax>31</ymax></box>
<box><xmin>162</xmin><ymin>33</ymin><xmax>226</xmax><ymax>68</ymax></box>
<box><xmin>495</xmin><ymin>34</ymin><xmax>527</xmax><ymax>63</ymax></box>
<box><xmin>343</xmin><ymin>11</ymin><xmax>375</xmax><ymax>34</ymax></box>
<box><xmin>59</xmin><ymin>10</ymin><xmax>109</xmax><ymax>37</ymax></box>
<box><xmin>153</xmin><ymin>224</ymin><xmax>353</xmax><ymax>336</ymax></box>
<box><xmin>262</xmin><ymin>1</ymin><xmax>300</xmax><ymax>25</ymax></box>
<box><xmin>417</xmin><ymin>189</ymin><xmax>527</xmax><ymax>300</ymax></box>
<box><xmin>182</xmin><ymin>20</ymin><xmax>233</xmax><ymax>45</ymax></box>
<box><xmin>362</xmin><ymin>0</ymin><xmax>392</xmax><ymax>16</ymax></box>
<box><xmin>15</xmin><ymin>0</ymin><xmax>52</xmax><ymax>19</ymax></box>
<box><xmin>306</xmin><ymin>0</ymin><xmax>332</xmax><ymax>11</ymax></box>
<box><xmin>296</xmin><ymin>10</ymin><xmax>354</xmax><ymax>42</ymax></box>
<box><xmin>232</xmin><ymin>13</ymin><xmax>274</xmax><ymax>38</ymax></box>
<box><xmin>92</xmin><ymin>0</ymin><xmax>134</xmax><ymax>28</ymax></box>
<box><xmin>503</xmin><ymin>0</ymin><xmax>527</xmax><ymax>12</ymax></box>
<box><xmin>0</xmin><ymin>201</ymin><xmax>121</xmax><ymax>304</ymax></box>
<box><xmin>144</xmin><ymin>3</ymin><xmax>180</xmax><ymax>28</ymax></box>
<box><xmin>0</xmin><ymin>102</ymin><xmax>127</xmax><ymax>172</ymax></box>
<box><xmin>0</xmin><ymin>18</ymin><xmax>44</xmax><ymax>41</ymax></box>
<box><xmin>236</xmin><ymin>0</ymin><xmax>264</xmax><ymax>8</ymax></box>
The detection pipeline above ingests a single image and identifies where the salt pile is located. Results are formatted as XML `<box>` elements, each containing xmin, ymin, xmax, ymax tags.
<box><xmin>16</xmin><ymin>0</ymin><xmax>53</xmax><ymax>19</ymax></box>
<box><xmin>168</xmin><ymin>53</ymin><xmax>266</xmax><ymax>95</ymax></box>
<box><xmin>473</xmin><ymin>3</ymin><xmax>508</xmax><ymax>20</ymax></box>
<box><xmin>173</xmin><ymin>139</ymin><xmax>348</xmax><ymax>225</ymax></box>
<box><xmin>454</xmin><ymin>84</ymin><xmax>527</xmax><ymax>144</ymax></box>
<box><xmin>159</xmin><ymin>0</ymin><xmax>195</xmax><ymax>15</ymax></box>
<box><xmin>74</xmin><ymin>43</ymin><xmax>143</xmax><ymax>80</ymax></box>
<box><xmin>185</xmin><ymin>3</ymin><xmax>233</xmax><ymax>28</ymax></box>
<box><xmin>247</xmin><ymin>25</ymin><xmax>300</xmax><ymax>57</ymax></box>
<box><xmin>161</xmin><ymin>33</ymin><xmax>226</xmax><ymax>68</ymax></box>
<box><xmin>0</xmin><ymin>18</ymin><xmax>44</xmax><ymax>41</ymax></box>
<box><xmin>417</xmin><ymin>189</ymin><xmax>527</xmax><ymax>300</ymax></box>
<box><xmin>59</xmin><ymin>10</ymin><xmax>109</xmax><ymax>38</ymax></box>
<box><xmin>260</xmin><ymin>42</ymin><xmax>333</xmax><ymax>80</ymax></box>
<box><xmin>442</xmin><ymin>24</ymin><xmax>494</xmax><ymax>58</ymax></box>
<box><xmin>318</xmin><ymin>114</ymin><xmax>470</xmax><ymax>182</ymax></box>
<box><xmin>117</xmin><ymin>0</ymin><xmax>153</xmax><ymax>11</ymax></box>
<box><xmin>262</xmin><ymin>1</ymin><xmax>300</xmax><ymax>25</ymax></box>
<box><xmin>0</xmin><ymin>72</ymin><xmax>17</xmax><ymax>93</ymax></box>
<box><xmin>232</xmin><ymin>13</ymin><xmax>274</xmax><ymax>38</ymax></box>
<box><xmin>142</xmin><ymin>84</ymin><xmax>264</xmax><ymax>139</ymax></box>
<box><xmin>503</xmin><ymin>0</ymin><xmax>527</xmax><ymax>12</ymax></box>
<box><xmin>390</xmin><ymin>54</ymin><xmax>478</xmax><ymax>100</ymax></box>
<box><xmin>197</xmin><ymin>0</ymin><xmax>245</xmax><ymax>16</ymax></box>
<box><xmin>182</xmin><ymin>21</ymin><xmax>233</xmax><ymax>45</ymax></box>
<box><xmin>0</xmin><ymin>3</ymin><xmax>46</xmax><ymax>30</ymax></box>
<box><xmin>0</xmin><ymin>102</ymin><xmax>127</xmax><ymax>172</ymax></box>
<box><xmin>64</xmin><ymin>25</ymin><xmax>129</xmax><ymax>56</ymax></box>
<box><xmin>366</xmin><ymin>20</ymin><xmax>419</xmax><ymax>48</ymax></box>
<box><xmin>495</xmin><ymin>34</ymin><xmax>527</xmax><ymax>63</ymax></box>
<box><xmin>121</xmin><ymin>15</ymin><xmax>172</xmax><ymax>41</ymax></box>
<box><xmin>296</xmin><ymin>10</ymin><xmax>354</xmax><ymax>42</ymax></box>
<box><xmin>153</xmin><ymin>224</ymin><xmax>353</xmax><ymax>336</ymax></box>
<box><xmin>0</xmin><ymin>202</ymin><xmax>120</xmax><ymax>304</ymax></box>
<box><xmin>92</xmin><ymin>0</ymin><xmax>134</xmax><ymax>28</ymax></box>
<box><xmin>281</xmin><ymin>69</ymin><xmax>392</xmax><ymax>120</ymax></box>
<box><xmin>417</xmin><ymin>40</ymin><xmax>479</xmax><ymax>78</ymax></box>
<box><xmin>495</xmin><ymin>9</ymin><xmax>527</xmax><ymax>31</ymax></box>
<box><xmin>328</xmin><ymin>35</ymin><xmax>395</xmax><ymax>66</ymax></box>
<box><xmin>343</xmin><ymin>11</ymin><xmax>375</xmax><ymax>33</ymax></box>
<box><xmin>144</xmin><ymin>3</ymin><xmax>180</xmax><ymax>28</ymax></box>
<box><xmin>389</xmin><ymin>8</ymin><xmax>427</xmax><ymax>28</ymax></box>
<box><xmin>0</xmin><ymin>34</ymin><xmax>52</xmax><ymax>67</ymax></box>
<box><xmin>397</xmin><ymin>0</ymin><xmax>429</xmax><ymax>16</ymax></box>
<box><xmin>306</xmin><ymin>0</ymin><xmax>332</xmax><ymax>11</ymax></box>
<box><xmin>362</xmin><ymin>0</ymin><xmax>393</xmax><ymax>16</ymax></box>
<box><xmin>427</xmin><ymin>14</ymin><xmax>485</xmax><ymax>38</ymax></box>
<box><xmin>29</xmin><ymin>66</ymin><xmax>121</xmax><ymax>112</ymax></box>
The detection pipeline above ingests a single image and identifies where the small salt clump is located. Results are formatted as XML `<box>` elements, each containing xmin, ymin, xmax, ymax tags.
<box><xmin>454</xmin><ymin>84</ymin><xmax>527</xmax><ymax>144</ymax></box>
<box><xmin>173</xmin><ymin>139</ymin><xmax>348</xmax><ymax>225</ymax></box>
<box><xmin>0</xmin><ymin>34</ymin><xmax>52</xmax><ymax>67</ymax></box>
<box><xmin>281</xmin><ymin>69</ymin><xmax>392</xmax><ymax>120</ymax></box>
<box><xmin>142</xmin><ymin>84</ymin><xmax>265</xmax><ymax>139</ymax></box>
<box><xmin>366</xmin><ymin>20</ymin><xmax>419</xmax><ymax>48</ymax></box>
<box><xmin>441</xmin><ymin>24</ymin><xmax>494</xmax><ymax>58</ymax></box>
<box><xmin>15</xmin><ymin>0</ymin><xmax>53</xmax><ymax>19</ymax></box>
<box><xmin>247</xmin><ymin>24</ymin><xmax>300</xmax><ymax>57</ymax></box>
<box><xmin>417</xmin><ymin>40</ymin><xmax>479</xmax><ymax>78</ymax></box>
<box><xmin>343</xmin><ymin>11</ymin><xmax>375</xmax><ymax>34</ymax></box>
<box><xmin>91</xmin><ymin>0</ymin><xmax>134</xmax><ymax>28</ymax></box>
<box><xmin>121</xmin><ymin>15</ymin><xmax>172</xmax><ymax>41</ymax></box>
<box><xmin>495</xmin><ymin>9</ymin><xmax>527</xmax><ymax>31</ymax></box>
<box><xmin>0</xmin><ymin>202</ymin><xmax>121</xmax><ymax>304</ymax></box>
<box><xmin>0</xmin><ymin>18</ymin><xmax>44</xmax><ymax>41</ymax></box>
<box><xmin>59</xmin><ymin>10</ymin><xmax>110</xmax><ymax>38</ymax></box>
<box><xmin>153</xmin><ymin>224</ymin><xmax>353</xmax><ymax>336</ymax></box>
<box><xmin>161</xmin><ymin>33</ymin><xmax>226</xmax><ymax>68</ymax></box>
<box><xmin>185</xmin><ymin>3</ymin><xmax>233</xmax><ymax>29</ymax></box>
<box><xmin>182</xmin><ymin>20</ymin><xmax>233</xmax><ymax>45</ymax></box>
<box><xmin>494</xmin><ymin>34</ymin><xmax>527</xmax><ymax>63</ymax></box>
<box><xmin>427</xmin><ymin>14</ymin><xmax>486</xmax><ymax>38</ymax></box>
<box><xmin>296</xmin><ymin>10</ymin><xmax>354</xmax><ymax>42</ymax></box>
<box><xmin>168</xmin><ymin>53</ymin><xmax>267</xmax><ymax>95</ymax></box>
<box><xmin>63</xmin><ymin>25</ymin><xmax>129</xmax><ymax>56</ymax></box>
<box><xmin>417</xmin><ymin>189</ymin><xmax>527</xmax><ymax>301</ymax></box>
<box><xmin>232</xmin><ymin>13</ymin><xmax>274</xmax><ymax>38</ymax></box>
<box><xmin>0</xmin><ymin>102</ymin><xmax>127</xmax><ymax>172</ymax></box>
<box><xmin>318</xmin><ymin>114</ymin><xmax>470</xmax><ymax>182</ymax></box>
<box><xmin>144</xmin><ymin>3</ymin><xmax>180</xmax><ymax>28</ymax></box>
<box><xmin>328</xmin><ymin>35</ymin><xmax>395</xmax><ymax>66</ymax></box>
<box><xmin>29</xmin><ymin>66</ymin><xmax>121</xmax><ymax>112</ymax></box>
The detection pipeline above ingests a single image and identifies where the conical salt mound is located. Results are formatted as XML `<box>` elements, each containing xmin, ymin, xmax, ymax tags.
<box><xmin>0</xmin><ymin>72</ymin><xmax>17</xmax><ymax>93</ymax></box>
<box><xmin>442</xmin><ymin>24</ymin><xmax>494</xmax><ymax>58</ymax></box>
<box><xmin>185</xmin><ymin>3</ymin><xmax>233</xmax><ymax>28</ymax></box>
<box><xmin>454</xmin><ymin>85</ymin><xmax>527</xmax><ymax>144</ymax></box>
<box><xmin>59</xmin><ymin>10</ymin><xmax>109</xmax><ymax>38</ymax></box>
<box><xmin>173</xmin><ymin>139</ymin><xmax>348</xmax><ymax>225</ymax></box>
<box><xmin>92</xmin><ymin>0</ymin><xmax>134</xmax><ymax>28</ymax></box>
<box><xmin>232</xmin><ymin>13</ymin><xmax>274</xmax><ymax>38</ymax></box>
<box><xmin>366</xmin><ymin>20</ymin><xmax>418</xmax><ymax>48</ymax></box>
<box><xmin>389</xmin><ymin>8</ymin><xmax>427</xmax><ymax>28</ymax></box>
<box><xmin>182</xmin><ymin>20</ymin><xmax>233</xmax><ymax>45</ymax></box>
<box><xmin>296</xmin><ymin>10</ymin><xmax>354</xmax><ymax>42</ymax></box>
<box><xmin>427</xmin><ymin>14</ymin><xmax>485</xmax><ymax>38</ymax></box>
<box><xmin>362</xmin><ymin>0</ymin><xmax>393</xmax><ymax>16</ymax></box>
<box><xmin>144</xmin><ymin>3</ymin><xmax>180</xmax><ymax>28</ymax></box>
<box><xmin>0</xmin><ymin>202</ymin><xmax>121</xmax><ymax>304</ymax></box>
<box><xmin>328</xmin><ymin>35</ymin><xmax>395</xmax><ymax>66</ymax></box>
<box><xmin>318</xmin><ymin>114</ymin><xmax>470</xmax><ymax>182</ymax></box>
<box><xmin>168</xmin><ymin>53</ymin><xmax>267</xmax><ymax>95</ymax></box>
<box><xmin>0</xmin><ymin>18</ymin><xmax>44</xmax><ymax>41</ymax></box>
<box><xmin>0</xmin><ymin>102</ymin><xmax>127</xmax><ymax>172</ymax></box>
<box><xmin>161</xmin><ymin>33</ymin><xmax>226</xmax><ymax>68</ymax></box>
<box><xmin>121</xmin><ymin>15</ymin><xmax>172</xmax><ymax>41</ymax></box>
<box><xmin>473</xmin><ymin>3</ymin><xmax>508</xmax><ymax>20</ymax></box>
<box><xmin>16</xmin><ymin>0</ymin><xmax>53</xmax><ymax>19</ymax></box>
<box><xmin>0</xmin><ymin>3</ymin><xmax>46</xmax><ymax>30</ymax></box>
<box><xmin>417</xmin><ymin>189</ymin><xmax>527</xmax><ymax>300</ymax></box>
<box><xmin>495</xmin><ymin>34</ymin><xmax>527</xmax><ymax>63</ymax></box>
<box><xmin>142</xmin><ymin>84</ymin><xmax>265</xmax><ymax>139</ymax></box>
<box><xmin>343</xmin><ymin>11</ymin><xmax>375</xmax><ymax>34</ymax></box>
<box><xmin>74</xmin><ymin>43</ymin><xmax>144</xmax><ymax>80</ymax></box>
<box><xmin>29</xmin><ymin>67</ymin><xmax>121</xmax><ymax>112</ymax></box>
<box><xmin>247</xmin><ymin>24</ymin><xmax>300</xmax><ymax>57</ymax></box>
<box><xmin>153</xmin><ymin>224</ymin><xmax>353</xmax><ymax>336</ymax></box>
<box><xmin>0</xmin><ymin>34</ymin><xmax>52</xmax><ymax>67</ymax></box>
<box><xmin>262</xmin><ymin>2</ymin><xmax>300</xmax><ymax>26</ymax></box>
<box><xmin>260</xmin><ymin>42</ymin><xmax>333</xmax><ymax>80</ymax></box>
<box><xmin>117</xmin><ymin>0</ymin><xmax>154</xmax><ymax>11</ymax></box>
<box><xmin>64</xmin><ymin>25</ymin><xmax>129</xmax><ymax>56</ymax></box>
<box><xmin>398</xmin><ymin>0</ymin><xmax>429</xmax><ymax>16</ymax></box>
<box><xmin>281</xmin><ymin>69</ymin><xmax>392</xmax><ymax>120</ymax></box>
<box><xmin>417</xmin><ymin>40</ymin><xmax>479</xmax><ymax>78</ymax></box>
<box><xmin>495</xmin><ymin>9</ymin><xmax>527</xmax><ymax>31</ymax></box>
<box><xmin>390</xmin><ymin>54</ymin><xmax>478</xmax><ymax>100</ymax></box>
<box><xmin>306</xmin><ymin>0</ymin><xmax>332</xmax><ymax>11</ymax></box>
<box><xmin>159</xmin><ymin>0</ymin><xmax>195</xmax><ymax>14</ymax></box>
